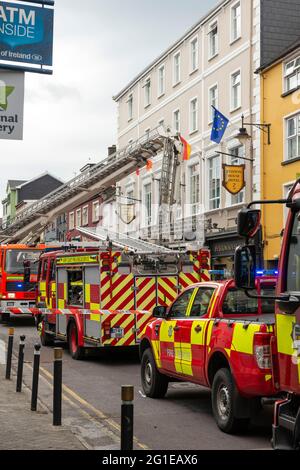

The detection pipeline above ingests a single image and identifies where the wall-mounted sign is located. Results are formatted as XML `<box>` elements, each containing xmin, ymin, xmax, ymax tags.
<box><xmin>119</xmin><ymin>204</ymin><xmax>136</xmax><ymax>225</ymax></box>
<box><xmin>0</xmin><ymin>69</ymin><xmax>24</xmax><ymax>140</ymax></box>
<box><xmin>0</xmin><ymin>1</ymin><xmax>54</xmax><ymax>69</ymax></box>
<box><xmin>222</xmin><ymin>164</ymin><xmax>245</xmax><ymax>195</ymax></box>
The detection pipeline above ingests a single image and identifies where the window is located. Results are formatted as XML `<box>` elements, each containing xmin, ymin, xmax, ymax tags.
<box><xmin>158</xmin><ymin>119</ymin><xmax>164</xmax><ymax>128</ymax></box>
<box><xmin>69</xmin><ymin>212</ymin><xmax>74</xmax><ymax>230</ymax></box>
<box><xmin>230</xmin><ymin>146</ymin><xmax>245</xmax><ymax>205</ymax></box>
<box><xmin>67</xmin><ymin>269</ymin><xmax>83</xmax><ymax>307</ymax></box>
<box><xmin>231</xmin><ymin>70</ymin><xmax>241</xmax><ymax>111</ymax></box>
<box><xmin>223</xmin><ymin>288</ymin><xmax>258</xmax><ymax>314</ymax></box>
<box><xmin>173</xmin><ymin>52</ymin><xmax>181</xmax><ymax>85</ymax></box>
<box><xmin>158</xmin><ymin>65</ymin><xmax>165</xmax><ymax>97</ymax></box>
<box><xmin>209</xmin><ymin>84</ymin><xmax>218</xmax><ymax>122</ymax></box>
<box><xmin>231</xmin><ymin>2</ymin><xmax>241</xmax><ymax>42</ymax></box>
<box><xmin>144</xmin><ymin>183</ymin><xmax>152</xmax><ymax>226</ymax></box>
<box><xmin>5</xmin><ymin>250</ymin><xmax>41</xmax><ymax>275</ymax></box>
<box><xmin>82</xmin><ymin>205</ymin><xmax>88</xmax><ymax>226</ymax></box>
<box><xmin>287</xmin><ymin>212</ymin><xmax>300</xmax><ymax>291</ymax></box>
<box><xmin>208</xmin><ymin>156</ymin><xmax>221</xmax><ymax>210</ymax></box>
<box><xmin>286</xmin><ymin>114</ymin><xmax>300</xmax><ymax>160</ymax></box>
<box><xmin>190</xmin><ymin>97</ymin><xmax>198</xmax><ymax>133</ymax></box>
<box><xmin>284</xmin><ymin>56</ymin><xmax>300</xmax><ymax>92</ymax></box>
<box><xmin>190</xmin><ymin>163</ymin><xmax>200</xmax><ymax>215</ymax></box>
<box><xmin>145</xmin><ymin>128</ymin><xmax>151</xmax><ymax>139</ymax></box>
<box><xmin>76</xmin><ymin>208</ymin><xmax>81</xmax><ymax>227</ymax></box>
<box><xmin>189</xmin><ymin>287</ymin><xmax>215</xmax><ymax>317</ymax></box>
<box><xmin>209</xmin><ymin>21</ymin><xmax>218</xmax><ymax>59</ymax></box>
<box><xmin>92</xmin><ymin>201</ymin><xmax>100</xmax><ymax>222</ymax></box>
<box><xmin>173</xmin><ymin>109</ymin><xmax>180</xmax><ymax>132</ymax></box>
<box><xmin>128</xmin><ymin>94</ymin><xmax>133</xmax><ymax>120</ymax></box>
<box><xmin>190</xmin><ymin>37</ymin><xmax>199</xmax><ymax>72</ymax></box>
<box><xmin>127</xmin><ymin>190</ymin><xmax>134</xmax><ymax>202</ymax></box>
<box><xmin>144</xmin><ymin>78</ymin><xmax>151</xmax><ymax>107</ymax></box>
<box><xmin>169</xmin><ymin>289</ymin><xmax>194</xmax><ymax>318</ymax></box>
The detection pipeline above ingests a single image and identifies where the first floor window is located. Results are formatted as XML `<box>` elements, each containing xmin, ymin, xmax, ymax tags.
<box><xmin>286</xmin><ymin>114</ymin><xmax>300</xmax><ymax>160</ymax></box>
<box><xmin>209</xmin><ymin>156</ymin><xmax>221</xmax><ymax>210</ymax></box>
<box><xmin>190</xmin><ymin>98</ymin><xmax>198</xmax><ymax>133</ymax></box>
<box><xmin>231</xmin><ymin>70</ymin><xmax>241</xmax><ymax>110</ymax></box>
<box><xmin>284</xmin><ymin>56</ymin><xmax>300</xmax><ymax>92</ymax></box>
<box><xmin>144</xmin><ymin>183</ymin><xmax>152</xmax><ymax>226</ymax></box>
<box><xmin>92</xmin><ymin>201</ymin><xmax>100</xmax><ymax>222</ymax></box>
<box><xmin>69</xmin><ymin>212</ymin><xmax>74</xmax><ymax>230</ymax></box>
<box><xmin>82</xmin><ymin>206</ymin><xmax>88</xmax><ymax>226</ymax></box>
<box><xmin>190</xmin><ymin>163</ymin><xmax>200</xmax><ymax>215</ymax></box>
<box><xmin>209</xmin><ymin>85</ymin><xmax>218</xmax><ymax>122</ymax></box>
<box><xmin>230</xmin><ymin>146</ymin><xmax>245</xmax><ymax>205</ymax></box>
<box><xmin>173</xmin><ymin>109</ymin><xmax>180</xmax><ymax>132</ymax></box>
<box><xmin>76</xmin><ymin>209</ymin><xmax>81</xmax><ymax>227</ymax></box>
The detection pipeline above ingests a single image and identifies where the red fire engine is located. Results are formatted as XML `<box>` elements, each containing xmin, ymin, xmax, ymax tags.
<box><xmin>0</xmin><ymin>244</ymin><xmax>46</xmax><ymax>321</ymax></box>
<box><xmin>37</xmin><ymin>245</ymin><xmax>211</xmax><ymax>359</ymax></box>
<box><xmin>139</xmin><ymin>276</ymin><xmax>277</xmax><ymax>434</ymax></box>
<box><xmin>233</xmin><ymin>179</ymin><xmax>300</xmax><ymax>449</ymax></box>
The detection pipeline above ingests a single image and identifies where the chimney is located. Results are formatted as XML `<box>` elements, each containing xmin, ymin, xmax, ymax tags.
<box><xmin>108</xmin><ymin>145</ymin><xmax>116</xmax><ymax>157</ymax></box>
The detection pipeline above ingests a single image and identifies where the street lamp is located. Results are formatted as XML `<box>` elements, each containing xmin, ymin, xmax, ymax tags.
<box><xmin>236</xmin><ymin>115</ymin><xmax>271</xmax><ymax>145</ymax></box>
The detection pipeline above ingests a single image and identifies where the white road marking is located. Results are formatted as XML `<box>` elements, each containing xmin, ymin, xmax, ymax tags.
<box><xmin>139</xmin><ymin>389</ymin><xmax>146</xmax><ymax>398</ymax></box>
<box><xmin>0</xmin><ymin>340</ymin><xmax>6</xmax><ymax>365</ymax></box>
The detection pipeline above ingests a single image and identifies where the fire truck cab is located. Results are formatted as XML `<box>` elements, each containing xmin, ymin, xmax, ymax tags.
<box><xmin>37</xmin><ymin>246</ymin><xmax>211</xmax><ymax>359</ymax></box>
<box><xmin>0</xmin><ymin>244</ymin><xmax>45</xmax><ymax>321</ymax></box>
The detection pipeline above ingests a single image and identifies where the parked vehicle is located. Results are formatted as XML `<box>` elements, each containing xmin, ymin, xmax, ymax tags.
<box><xmin>37</xmin><ymin>246</ymin><xmax>211</xmax><ymax>359</ymax></box>
<box><xmin>234</xmin><ymin>181</ymin><xmax>300</xmax><ymax>449</ymax></box>
<box><xmin>139</xmin><ymin>277</ymin><xmax>277</xmax><ymax>434</ymax></box>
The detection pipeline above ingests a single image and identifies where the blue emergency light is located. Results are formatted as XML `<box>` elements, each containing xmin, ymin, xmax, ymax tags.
<box><xmin>256</xmin><ymin>270</ymin><xmax>278</xmax><ymax>276</ymax></box>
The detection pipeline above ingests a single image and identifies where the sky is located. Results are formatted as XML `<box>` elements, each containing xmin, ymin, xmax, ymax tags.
<box><xmin>0</xmin><ymin>0</ymin><xmax>217</xmax><ymax>211</ymax></box>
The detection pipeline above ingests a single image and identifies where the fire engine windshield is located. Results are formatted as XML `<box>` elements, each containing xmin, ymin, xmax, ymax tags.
<box><xmin>5</xmin><ymin>250</ymin><xmax>41</xmax><ymax>274</ymax></box>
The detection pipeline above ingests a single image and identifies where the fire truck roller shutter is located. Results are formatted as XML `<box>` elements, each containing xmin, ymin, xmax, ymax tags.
<box><xmin>84</xmin><ymin>266</ymin><xmax>101</xmax><ymax>339</ymax></box>
<box><xmin>135</xmin><ymin>277</ymin><xmax>156</xmax><ymax>311</ymax></box>
<box><xmin>56</xmin><ymin>268</ymin><xmax>68</xmax><ymax>335</ymax></box>
<box><xmin>157</xmin><ymin>276</ymin><xmax>179</xmax><ymax>306</ymax></box>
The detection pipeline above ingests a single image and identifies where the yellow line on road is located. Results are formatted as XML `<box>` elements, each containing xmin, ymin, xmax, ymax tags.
<box><xmin>39</xmin><ymin>365</ymin><xmax>149</xmax><ymax>450</ymax></box>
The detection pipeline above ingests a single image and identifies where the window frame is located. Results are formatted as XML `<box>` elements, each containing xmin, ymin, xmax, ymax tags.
<box><xmin>230</xmin><ymin>69</ymin><xmax>241</xmax><ymax>112</ymax></box>
<box><xmin>157</xmin><ymin>64</ymin><xmax>165</xmax><ymax>98</ymax></box>
<box><xmin>82</xmin><ymin>205</ymin><xmax>89</xmax><ymax>227</ymax></box>
<box><xmin>75</xmin><ymin>208</ymin><xmax>82</xmax><ymax>228</ymax></box>
<box><xmin>208</xmin><ymin>155</ymin><xmax>221</xmax><ymax>210</ymax></box>
<box><xmin>189</xmin><ymin>96</ymin><xmax>198</xmax><ymax>134</ymax></box>
<box><xmin>92</xmin><ymin>201</ymin><xmax>100</xmax><ymax>223</ymax></box>
<box><xmin>208</xmin><ymin>83</ymin><xmax>218</xmax><ymax>123</ymax></box>
<box><xmin>127</xmin><ymin>93</ymin><xmax>133</xmax><ymax>121</ymax></box>
<box><xmin>190</xmin><ymin>35</ymin><xmax>199</xmax><ymax>74</ymax></box>
<box><xmin>143</xmin><ymin>182</ymin><xmax>152</xmax><ymax>227</ymax></box>
<box><xmin>283</xmin><ymin>54</ymin><xmax>300</xmax><ymax>93</ymax></box>
<box><xmin>208</xmin><ymin>20</ymin><xmax>218</xmax><ymax>60</ymax></box>
<box><xmin>230</xmin><ymin>1</ymin><xmax>241</xmax><ymax>44</ymax></box>
<box><xmin>144</xmin><ymin>76</ymin><xmax>151</xmax><ymax>108</ymax></box>
<box><xmin>173</xmin><ymin>51</ymin><xmax>181</xmax><ymax>87</ymax></box>
<box><xmin>168</xmin><ymin>288</ymin><xmax>195</xmax><ymax>319</ymax></box>
<box><xmin>173</xmin><ymin>108</ymin><xmax>180</xmax><ymax>133</ymax></box>
<box><xmin>285</xmin><ymin>112</ymin><xmax>300</xmax><ymax>161</ymax></box>
<box><xmin>69</xmin><ymin>211</ymin><xmax>74</xmax><ymax>230</ymax></box>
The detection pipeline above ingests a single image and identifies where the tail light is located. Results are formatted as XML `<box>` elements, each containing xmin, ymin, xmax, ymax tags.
<box><xmin>7</xmin><ymin>293</ymin><xmax>16</xmax><ymax>299</ymax></box>
<box><xmin>254</xmin><ymin>332</ymin><xmax>272</xmax><ymax>369</ymax></box>
<box><xmin>103</xmin><ymin>319</ymin><xmax>111</xmax><ymax>340</ymax></box>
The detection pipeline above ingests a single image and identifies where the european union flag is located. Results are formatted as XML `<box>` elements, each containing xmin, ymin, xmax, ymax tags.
<box><xmin>211</xmin><ymin>106</ymin><xmax>229</xmax><ymax>144</ymax></box>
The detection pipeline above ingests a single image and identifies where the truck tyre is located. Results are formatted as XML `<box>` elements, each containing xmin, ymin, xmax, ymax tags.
<box><xmin>212</xmin><ymin>368</ymin><xmax>250</xmax><ymax>434</ymax></box>
<box><xmin>68</xmin><ymin>322</ymin><xmax>85</xmax><ymax>360</ymax></box>
<box><xmin>0</xmin><ymin>312</ymin><xmax>10</xmax><ymax>323</ymax></box>
<box><xmin>40</xmin><ymin>322</ymin><xmax>54</xmax><ymax>347</ymax></box>
<box><xmin>141</xmin><ymin>348</ymin><xmax>168</xmax><ymax>398</ymax></box>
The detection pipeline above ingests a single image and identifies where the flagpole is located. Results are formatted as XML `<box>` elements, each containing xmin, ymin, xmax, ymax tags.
<box><xmin>215</xmin><ymin>150</ymin><xmax>254</xmax><ymax>163</ymax></box>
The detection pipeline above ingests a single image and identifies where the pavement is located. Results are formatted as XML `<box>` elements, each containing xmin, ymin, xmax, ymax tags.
<box><xmin>0</xmin><ymin>328</ymin><xmax>120</xmax><ymax>450</ymax></box>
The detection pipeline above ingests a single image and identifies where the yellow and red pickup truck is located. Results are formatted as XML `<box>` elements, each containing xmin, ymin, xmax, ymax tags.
<box><xmin>139</xmin><ymin>277</ymin><xmax>278</xmax><ymax>434</ymax></box>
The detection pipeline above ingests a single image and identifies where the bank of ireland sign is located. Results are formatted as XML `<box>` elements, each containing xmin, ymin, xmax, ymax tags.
<box><xmin>0</xmin><ymin>70</ymin><xmax>24</xmax><ymax>140</ymax></box>
<box><xmin>0</xmin><ymin>1</ymin><xmax>54</xmax><ymax>68</ymax></box>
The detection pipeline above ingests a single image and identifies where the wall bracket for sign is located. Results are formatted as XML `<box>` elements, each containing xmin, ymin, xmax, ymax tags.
<box><xmin>0</xmin><ymin>0</ymin><xmax>54</xmax><ymax>74</ymax></box>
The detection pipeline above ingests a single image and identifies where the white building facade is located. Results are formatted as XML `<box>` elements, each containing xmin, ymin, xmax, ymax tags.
<box><xmin>113</xmin><ymin>0</ymin><xmax>300</xmax><ymax>271</ymax></box>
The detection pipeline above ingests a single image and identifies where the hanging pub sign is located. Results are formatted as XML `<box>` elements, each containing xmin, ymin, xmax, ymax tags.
<box><xmin>0</xmin><ymin>0</ymin><xmax>54</xmax><ymax>71</ymax></box>
<box><xmin>222</xmin><ymin>164</ymin><xmax>245</xmax><ymax>195</ymax></box>
<box><xmin>119</xmin><ymin>204</ymin><xmax>136</xmax><ymax>225</ymax></box>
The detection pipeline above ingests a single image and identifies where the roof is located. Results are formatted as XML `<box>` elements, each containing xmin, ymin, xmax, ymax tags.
<box><xmin>7</xmin><ymin>180</ymin><xmax>27</xmax><ymax>190</ymax></box>
<box><xmin>113</xmin><ymin>0</ymin><xmax>228</xmax><ymax>101</ymax></box>
<box><xmin>15</xmin><ymin>171</ymin><xmax>64</xmax><ymax>189</ymax></box>
<box><xmin>258</xmin><ymin>36</ymin><xmax>300</xmax><ymax>73</ymax></box>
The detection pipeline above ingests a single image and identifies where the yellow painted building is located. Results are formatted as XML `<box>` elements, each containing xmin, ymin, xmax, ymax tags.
<box><xmin>260</xmin><ymin>40</ymin><xmax>300</xmax><ymax>268</ymax></box>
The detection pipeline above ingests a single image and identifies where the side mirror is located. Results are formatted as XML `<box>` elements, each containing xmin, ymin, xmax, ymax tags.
<box><xmin>23</xmin><ymin>260</ymin><xmax>31</xmax><ymax>284</ymax></box>
<box><xmin>234</xmin><ymin>245</ymin><xmax>256</xmax><ymax>290</ymax></box>
<box><xmin>152</xmin><ymin>305</ymin><xmax>167</xmax><ymax>318</ymax></box>
<box><xmin>237</xmin><ymin>208</ymin><xmax>261</xmax><ymax>238</ymax></box>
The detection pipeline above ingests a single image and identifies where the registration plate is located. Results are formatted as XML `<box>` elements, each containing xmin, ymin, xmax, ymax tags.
<box><xmin>111</xmin><ymin>327</ymin><xmax>124</xmax><ymax>338</ymax></box>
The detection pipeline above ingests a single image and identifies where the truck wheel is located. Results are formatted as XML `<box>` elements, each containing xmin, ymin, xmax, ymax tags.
<box><xmin>212</xmin><ymin>368</ymin><xmax>250</xmax><ymax>434</ymax></box>
<box><xmin>40</xmin><ymin>322</ymin><xmax>54</xmax><ymax>347</ymax></box>
<box><xmin>68</xmin><ymin>322</ymin><xmax>85</xmax><ymax>360</ymax></box>
<box><xmin>141</xmin><ymin>348</ymin><xmax>168</xmax><ymax>398</ymax></box>
<box><xmin>0</xmin><ymin>312</ymin><xmax>10</xmax><ymax>323</ymax></box>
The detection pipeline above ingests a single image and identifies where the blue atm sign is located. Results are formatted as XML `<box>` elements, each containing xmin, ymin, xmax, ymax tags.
<box><xmin>0</xmin><ymin>1</ymin><xmax>54</xmax><ymax>68</ymax></box>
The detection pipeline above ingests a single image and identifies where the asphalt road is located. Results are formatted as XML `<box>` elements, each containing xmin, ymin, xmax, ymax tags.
<box><xmin>0</xmin><ymin>316</ymin><xmax>273</xmax><ymax>450</ymax></box>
